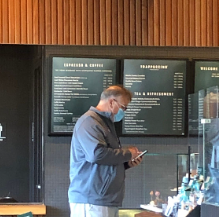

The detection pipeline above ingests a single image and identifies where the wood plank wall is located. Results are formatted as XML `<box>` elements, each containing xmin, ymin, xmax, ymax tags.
<box><xmin>0</xmin><ymin>0</ymin><xmax>218</xmax><ymax>46</ymax></box>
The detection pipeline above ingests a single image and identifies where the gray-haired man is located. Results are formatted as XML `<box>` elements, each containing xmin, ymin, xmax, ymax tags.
<box><xmin>68</xmin><ymin>85</ymin><xmax>143</xmax><ymax>217</ymax></box>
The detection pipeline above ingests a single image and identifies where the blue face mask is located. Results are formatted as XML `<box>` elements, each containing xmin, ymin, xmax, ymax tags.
<box><xmin>114</xmin><ymin>108</ymin><xmax>125</xmax><ymax>122</ymax></box>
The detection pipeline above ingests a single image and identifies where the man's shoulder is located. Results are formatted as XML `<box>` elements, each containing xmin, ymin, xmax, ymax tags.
<box><xmin>75</xmin><ymin>111</ymin><xmax>98</xmax><ymax>130</ymax></box>
<box><xmin>76</xmin><ymin>111</ymin><xmax>94</xmax><ymax>124</ymax></box>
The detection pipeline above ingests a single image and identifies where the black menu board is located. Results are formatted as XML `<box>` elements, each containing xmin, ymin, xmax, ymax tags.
<box><xmin>195</xmin><ymin>60</ymin><xmax>219</xmax><ymax>92</ymax></box>
<box><xmin>122</xmin><ymin>59</ymin><xmax>187</xmax><ymax>136</ymax></box>
<box><xmin>50</xmin><ymin>57</ymin><xmax>117</xmax><ymax>135</ymax></box>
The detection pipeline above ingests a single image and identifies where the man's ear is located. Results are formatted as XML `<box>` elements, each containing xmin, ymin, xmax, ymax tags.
<box><xmin>108</xmin><ymin>98</ymin><xmax>114</xmax><ymax>108</ymax></box>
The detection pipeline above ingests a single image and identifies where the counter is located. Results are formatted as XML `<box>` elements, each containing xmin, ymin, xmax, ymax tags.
<box><xmin>0</xmin><ymin>203</ymin><xmax>46</xmax><ymax>216</ymax></box>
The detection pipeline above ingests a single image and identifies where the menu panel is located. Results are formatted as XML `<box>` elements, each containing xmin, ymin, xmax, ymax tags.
<box><xmin>122</xmin><ymin>59</ymin><xmax>187</xmax><ymax>135</ymax></box>
<box><xmin>195</xmin><ymin>60</ymin><xmax>219</xmax><ymax>92</ymax></box>
<box><xmin>188</xmin><ymin>90</ymin><xmax>205</xmax><ymax>136</ymax></box>
<box><xmin>51</xmin><ymin>57</ymin><xmax>116</xmax><ymax>134</ymax></box>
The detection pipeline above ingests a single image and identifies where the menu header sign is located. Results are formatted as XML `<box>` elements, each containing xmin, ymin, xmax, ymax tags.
<box><xmin>50</xmin><ymin>57</ymin><xmax>116</xmax><ymax>135</ymax></box>
<box><xmin>195</xmin><ymin>60</ymin><xmax>219</xmax><ymax>92</ymax></box>
<box><xmin>122</xmin><ymin>59</ymin><xmax>187</xmax><ymax>136</ymax></box>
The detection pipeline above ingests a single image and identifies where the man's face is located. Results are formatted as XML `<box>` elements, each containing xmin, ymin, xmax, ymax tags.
<box><xmin>110</xmin><ymin>95</ymin><xmax>130</xmax><ymax>115</ymax></box>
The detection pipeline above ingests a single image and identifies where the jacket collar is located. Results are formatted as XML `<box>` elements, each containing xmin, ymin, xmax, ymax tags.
<box><xmin>89</xmin><ymin>106</ymin><xmax>112</xmax><ymax>120</ymax></box>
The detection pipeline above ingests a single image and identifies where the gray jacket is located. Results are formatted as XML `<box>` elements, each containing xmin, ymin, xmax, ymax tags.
<box><xmin>68</xmin><ymin>107</ymin><xmax>132</xmax><ymax>206</ymax></box>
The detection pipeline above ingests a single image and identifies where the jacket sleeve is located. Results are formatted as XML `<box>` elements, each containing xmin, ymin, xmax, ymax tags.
<box><xmin>124</xmin><ymin>162</ymin><xmax>131</xmax><ymax>170</ymax></box>
<box><xmin>75</xmin><ymin>116</ymin><xmax>132</xmax><ymax>165</ymax></box>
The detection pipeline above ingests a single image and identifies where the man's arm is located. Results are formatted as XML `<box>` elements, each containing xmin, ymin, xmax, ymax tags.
<box><xmin>76</xmin><ymin>116</ymin><xmax>138</xmax><ymax>165</ymax></box>
<box><xmin>124</xmin><ymin>157</ymin><xmax>143</xmax><ymax>170</ymax></box>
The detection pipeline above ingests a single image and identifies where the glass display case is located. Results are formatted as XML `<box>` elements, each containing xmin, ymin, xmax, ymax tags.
<box><xmin>188</xmin><ymin>89</ymin><xmax>205</xmax><ymax>179</ymax></box>
<box><xmin>120</xmin><ymin>85</ymin><xmax>219</xmax><ymax>216</ymax></box>
<box><xmin>188</xmin><ymin>86</ymin><xmax>219</xmax><ymax>207</ymax></box>
<box><xmin>200</xmin><ymin>86</ymin><xmax>219</xmax><ymax>205</ymax></box>
<box><xmin>123</xmin><ymin>152</ymin><xmax>190</xmax><ymax>210</ymax></box>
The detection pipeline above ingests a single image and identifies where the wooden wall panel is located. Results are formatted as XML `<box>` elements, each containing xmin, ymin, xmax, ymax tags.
<box><xmin>195</xmin><ymin>0</ymin><xmax>201</xmax><ymax>46</ymax></box>
<box><xmin>201</xmin><ymin>0</ymin><xmax>207</xmax><ymax>46</ymax></box>
<box><xmin>63</xmin><ymin>0</ymin><xmax>70</xmax><ymax>45</ymax></box>
<box><xmin>8</xmin><ymin>0</ymin><xmax>15</xmax><ymax>43</ymax></box>
<box><xmin>20</xmin><ymin>0</ymin><xmax>27</xmax><ymax>43</ymax></box>
<box><xmin>39</xmin><ymin>0</ymin><xmax>45</xmax><ymax>44</ymax></box>
<box><xmin>100</xmin><ymin>0</ymin><xmax>106</xmax><ymax>45</ymax></box>
<box><xmin>106</xmin><ymin>0</ymin><xmax>112</xmax><ymax>45</ymax></box>
<box><xmin>130</xmin><ymin>0</ymin><xmax>136</xmax><ymax>46</ymax></box>
<box><xmin>0</xmin><ymin>0</ymin><xmax>2</xmax><ymax>43</ymax></box>
<box><xmin>189</xmin><ymin>0</ymin><xmax>195</xmax><ymax>46</ymax></box>
<box><xmin>142</xmin><ymin>0</ymin><xmax>148</xmax><ymax>46</ymax></box>
<box><xmin>88</xmin><ymin>0</ymin><xmax>94</xmax><ymax>45</ymax></box>
<box><xmin>165</xmin><ymin>0</ymin><xmax>172</xmax><ymax>46</ymax></box>
<box><xmin>207</xmin><ymin>0</ymin><xmax>213</xmax><ymax>46</ymax></box>
<box><xmin>159</xmin><ymin>0</ymin><xmax>165</xmax><ymax>46</ymax></box>
<box><xmin>171</xmin><ymin>0</ymin><xmax>177</xmax><ymax>46</ymax></box>
<box><xmin>183</xmin><ymin>0</ymin><xmax>189</xmax><ymax>46</ymax></box>
<box><xmin>51</xmin><ymin>0</ymin><xmax>57</xmax><ymax>44</ymax></box>
<box><xmin>2</xmin><ymin>0</ymin><xmax>9</xmax><ymax>43</ymax></box>
<box><xmin>33</xmin><ymin>0</ymin><xmax>39</xmax><ymax>44</ymax></box>
<box><xmin>57</xmin><ymin>0</ymin><xmax>64</xmax><ymax>44</ymax></box>
<box><xmin>76</xmin><ymin>0</ymin><xmax>82</xmax><ymax>44</ymax></box>
<box><xmin>0</xmin><ymin>0</ymin><xmax>218</xmax><ymax>46</ymax></box>
<box><xmin>124</xmin><ymin>0</ymin><xmax>130</xmax><ymax>45</ymax></box>
<box><xmin>212</xmin><ymin>0</ymin><xmax>218</xmax><ymax>46</ymax></box>
<box><xmin>111</xmin><ymin>0</ymin><xmax>118</xmax><ymax>45</ymax></box>
<box><xmin>82</xmin><ymin>0</ymin><xmax>88</xmax><ymax>45</ymax></box>
<box><xmin>94</xmin><ymin>0</ymin><xmax>100</xmax><ymax>45</ymax></box>
<box><xmin>118</xmin><ymin>0</ymin><xmax>124</xmax><ymax>45</ymax></box>
<box><xmin>27</xmin><ymin>0</ymin><xmax>33</xmax><ymax>44</ymax></box>
<box><xmin>154</xmin><ymin>0</ymin><xmax>159</xmax><ymax>46</ymax></box>
<box><xmin>148</xmin><ymin>0</ymin><xmax>154</xmax><ymax>46</ymax></box>
<box><xmin>69</xmin><ymin>0</ymin><xmax>76</xmax><ymax>45</ymax></box>
<box><xmin>136</xmin><ymin>0</ymin><xmax>142</xmax><ymax>46</ymax></box>
<box><xmin>45</xmin><ymin>0</ymin><xmax>51</xmax><ymax>44</ymax></box>
<box><xmin>178</xmin><ymin>0</ymin><xmax>183</xmax><ymax>46</ymax></box>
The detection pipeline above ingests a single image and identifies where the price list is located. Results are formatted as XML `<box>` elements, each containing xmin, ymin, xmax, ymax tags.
<box><xmin>188</xmin><ymin>93</ymin><xmax>199</xmax><ymax>135</ymax></box>
<box><xmin>51</xmin><ymin>57</ymin><xmax>116</xmax><ymax>134</ymax></box>
<box><xmin>188</xmin><ymin>90</ymin><xmax>205</xmax><ymax>136</ymax></box>
<box><xmin>172</xmin><ymin>98</ymin><xmax>183</xmax><ymax>131</ymax></box>
<box><xmin>122</xmin><ymin>59</ymin><xmax>187</xmax><ymax>135</ymax></box>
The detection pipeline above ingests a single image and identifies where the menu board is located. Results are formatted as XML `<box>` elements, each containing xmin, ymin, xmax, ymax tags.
<box><xmin>50</xmin><ymin>57</ymin><xmax>116</xmax><ymax>134</ymax></box>
<box><xmin>122</xmin><ymin>59</ymin><xmax>187</xmax><ymax>135</ymax></box>
<box><xmin>188</xmin><ymin>90</ymin><xmax>205</xmax><ymax>136</ymax></box>
<box><xmin>195</xmin><ymin>60</ymin><xmax>219</xmax><ymax>92</ymax></box>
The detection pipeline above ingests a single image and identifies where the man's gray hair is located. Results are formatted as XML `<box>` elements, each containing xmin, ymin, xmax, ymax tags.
<box><xmin>100</xmin><ymin>85</ymin><xmax>132</xmax><ymax>101</ymax></box>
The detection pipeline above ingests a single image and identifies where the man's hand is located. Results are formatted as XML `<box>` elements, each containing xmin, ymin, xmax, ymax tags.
<box><xmin>128</xmin><ymin>146</ymin><xmax>139</xmax><ymax>159</ymax></box>
<box><xmin>128</xmin><ymin>156</ymin><xmax>143</xmax><ymax>168</ymax></box>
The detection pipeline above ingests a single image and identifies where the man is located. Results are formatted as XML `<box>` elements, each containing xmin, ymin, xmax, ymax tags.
<box><xmin>68</xmin><ymin>85</ymin><xmax>143</xmax><ymax>217</ymax></box>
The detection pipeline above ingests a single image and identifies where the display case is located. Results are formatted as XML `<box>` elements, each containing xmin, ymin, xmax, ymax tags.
<box><xmin>123</xmin><ymin>152</ymin><xmax>190</xmax><ymax>211</ymax></box>
<box><xmin>199</xmin><ymin>86</ymin><xmax>219</xmax><ymax>205</ymax></box>
<box><xmin>188</xmin><ymin>89</ymin><xmax>205</xmax><ymax>178</ymax></box>
<box><xmin>188</xmin><ymin>86</ymin><xmax>219</xmax><ymax>216</ymax></box>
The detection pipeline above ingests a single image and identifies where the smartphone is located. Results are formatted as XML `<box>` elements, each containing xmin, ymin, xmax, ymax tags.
<box><xmin>132</xmin><ymin>150</ymin><xmax>148</xmax><ymax>161</ymax></box>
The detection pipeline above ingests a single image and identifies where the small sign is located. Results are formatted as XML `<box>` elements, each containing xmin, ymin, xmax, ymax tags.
<box><xmin>201</xmin><ymin>119</ymin><xmax>211</xmax><ymax>124</ymax></box>
<box><xmin>0</xmin><ymin>123</ymin><xmax>6</xmax><ymax>141</ymax></box>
